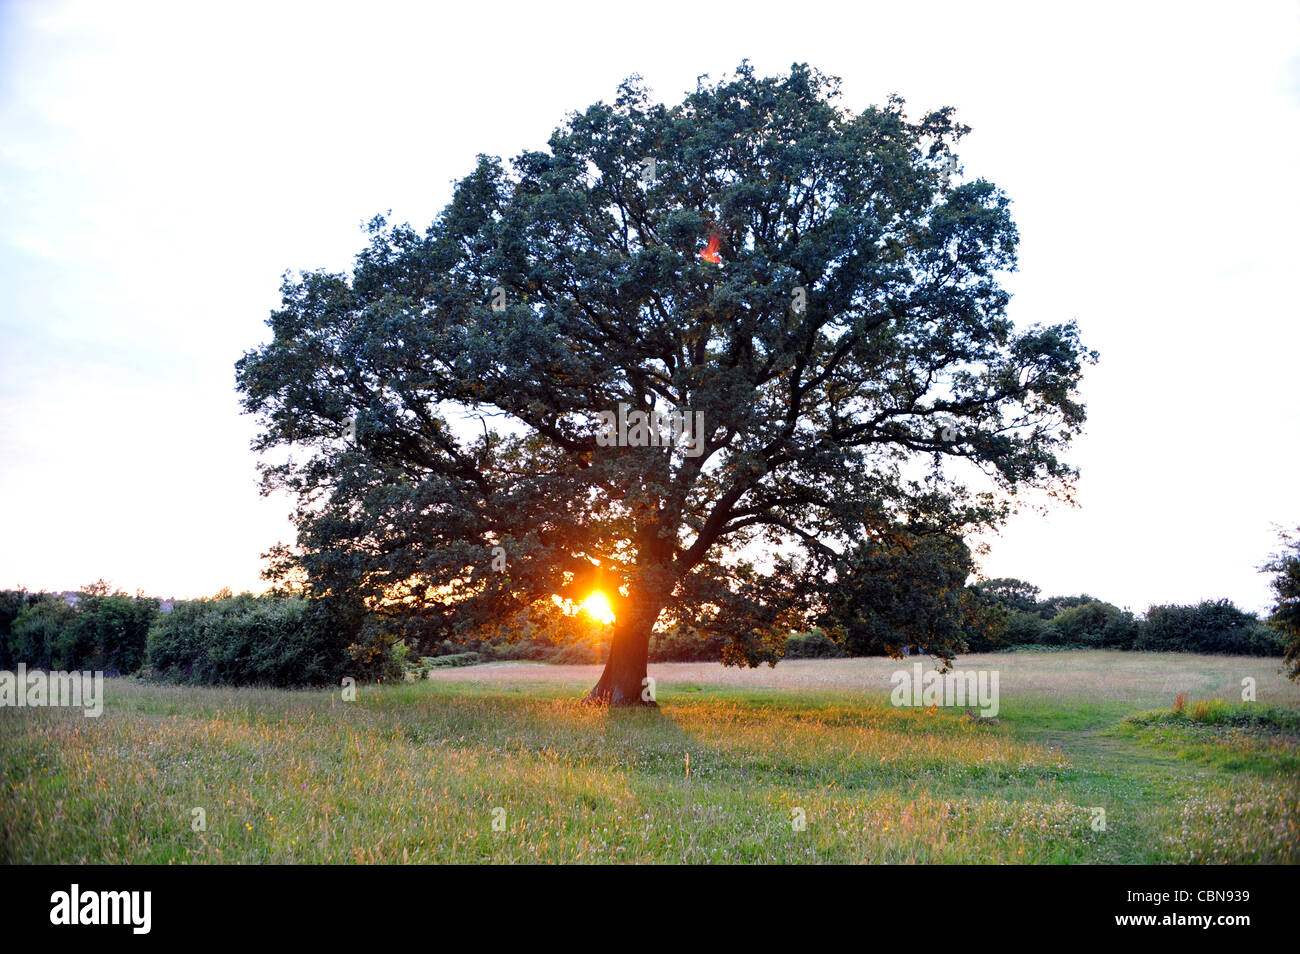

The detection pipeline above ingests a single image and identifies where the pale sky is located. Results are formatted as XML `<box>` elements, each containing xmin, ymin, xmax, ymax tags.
<box><xmin>1</xmin><ymin>0</ymin><xmax>1297</xmax><ymax>613</ymax></box>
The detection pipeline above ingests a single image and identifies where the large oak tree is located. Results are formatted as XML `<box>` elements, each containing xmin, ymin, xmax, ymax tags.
<box><xmin>236</xmin><ymin>63</ymin><xmax>1094</xmax><ymax>704</ymax></box>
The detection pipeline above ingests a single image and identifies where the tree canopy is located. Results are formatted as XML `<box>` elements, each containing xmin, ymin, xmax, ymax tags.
<box><xmin>236</xmin><ymin>62</ymin><xmax>1095</xmax><ymax>703</ymax></box>
<box><xmin>1263</xmin><ymin>527</ymin><xmax>1300</xmax><ymax>679</ymax></box>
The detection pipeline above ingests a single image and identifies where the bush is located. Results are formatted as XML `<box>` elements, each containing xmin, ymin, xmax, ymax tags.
<box><xmin>145</xmin><ymin>594</ymin><xmax>357</xmax><ymax>686</ymax></box>
<box><xmin>8</xmin><ymin>596</ymin><xmax>79</xmax><ymax>669</ymax></box>
<box><xmin>784</xmin><ymin>628</ymin><xmax>845</xmax><ymax>659</ymax></box>
<box><xmin>69</xmin><ymin>593</ymin><xmax>158</xmax><ymax>674</ymax></box>
<box><xmin>1126</xmin><ymin>700</ymin><xmax>1300</xmax><ymax>732</ymax></box>
<box><xmin>425</xmin><ymin>651</ymin><xmax>483</xmax><ymax>668</ymax></box>
<box><xmin>650</xmin><ymin>624</ymin><xmax>725</xmax><ymax>662</ymax></box>
<box><xmin>999</xmin><ymin>611</ymin><xmax>1061</xmax><ymax>647</ymax></box>
<box><xmin>1051</xmin><ymin>601</ymin><xmax>1138</xmax><ymax>649</ymax></box>
<box><xmin>0</xmin><ymin>589</ymin><xmax>30</xmax><ymax>669</ymax></box>
<box><xmin>550</xmin><ymin>644</ymin><xmax>602</xmax><ymax>665</ymax></box>
<box><xmin>430</xmin><ymin>631</ymin><xmax>610</xmax><ymax>665</ymax></box>
<box><xmin>1138</xmin><ymin>600</ymin><xmax>1282</xmax><ymax>656</ymax></box>
<box><xmin>1036</xmin><ymin>594</ymin><xmax>1099</xmax><ymax>620</ymax></box>
<box><xmin>6</xmin><ymin>589</ymin><xmax>158</xmax><ymax>674</ymax></box>
<box><xmin>478</xmin><ymin>640</ymin><xmax>549</xmax><ymax>662</ymax></box>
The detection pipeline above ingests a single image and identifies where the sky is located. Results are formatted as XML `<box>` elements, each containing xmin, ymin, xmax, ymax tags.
<box><xmin>1</xmin><ymin>0</ymin><xmax>1297</xmax><ymax>612</ymax></box>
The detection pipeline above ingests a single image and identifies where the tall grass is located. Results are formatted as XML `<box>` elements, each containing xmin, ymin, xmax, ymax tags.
<box><xmin>2</xmin><ymin>660</ymin><xmax>1297</xmax><ymax>864</ymax></box>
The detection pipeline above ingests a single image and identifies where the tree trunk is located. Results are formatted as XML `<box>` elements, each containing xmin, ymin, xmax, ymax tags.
<box><xmin>586</xmin><ymin>596</ymin><xmax>662</xmax><ymax>706</ymax></box>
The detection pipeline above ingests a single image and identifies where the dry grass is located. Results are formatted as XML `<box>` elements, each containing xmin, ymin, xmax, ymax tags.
<box><xmin>429</xmin><ymin>650</ymin><xmax>1300</xmax><ymax>709</ymax></box>
<box><xmin>2</xmin><ymin>652</ymin><xmax>1297</xmax><ymax>864</ymax></box>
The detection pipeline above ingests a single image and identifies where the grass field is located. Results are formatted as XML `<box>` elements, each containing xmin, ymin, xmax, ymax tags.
<box><xmin>2</xmin><ymin>651</ymin><xmax>1298</xmax><ymax>864</ymax></box>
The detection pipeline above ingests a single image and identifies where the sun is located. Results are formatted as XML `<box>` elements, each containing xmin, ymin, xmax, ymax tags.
<box><xmin>580</xmin><ymin>590</ymin><xmax>616</xmax><ymax>625</ymax></box>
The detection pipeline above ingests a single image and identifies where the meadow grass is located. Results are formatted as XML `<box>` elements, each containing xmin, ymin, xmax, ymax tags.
<box><xmin>1</xmin><ymin>652</ymin><xmax>1297</xmax><ymax>863</ymax></box>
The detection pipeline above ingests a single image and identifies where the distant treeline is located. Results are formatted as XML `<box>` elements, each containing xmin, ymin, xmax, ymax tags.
<box><xmin>0</xmin><ymin>583</ymin><xmax>155</xmax><ymax>675</ymax></box>
<box><xmin>0</xmin><ymin>585</ymin><xmax>391</xmax><ymax>686</ymax></box>
<box><xmin>970</xmin><ymin>579</ymin><xmax>1283</xmax><ymax>656</ymax></box>
<box><xmin>775</xmin><ymin>582</ymin><xmax>1283</xmax><ymax>660</ymax></box>
<box><xmin>0</xmin><ymin>585</ymin><xmax>610</xmax><ymax>685</ymax></box>
<box><xmin>0</xmin><ymin>574</ymin><xmax>1289</xmax><ymax>687</ymax></box>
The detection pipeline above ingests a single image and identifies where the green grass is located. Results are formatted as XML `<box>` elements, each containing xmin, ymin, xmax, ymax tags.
<box><xmin>1117</xmin><ymin>701</ymin><xmax>1300</xmax><ymax>776</ymax></box>
<box><xmin>1126</xmin><ymin>699</ymin><xmax>1300</xmax><ymax>732</ymax></box>
<box><xmin>1</xmin><ymin>653</ymin><xmax>1297</xmax><ymax>863</ymax></box>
